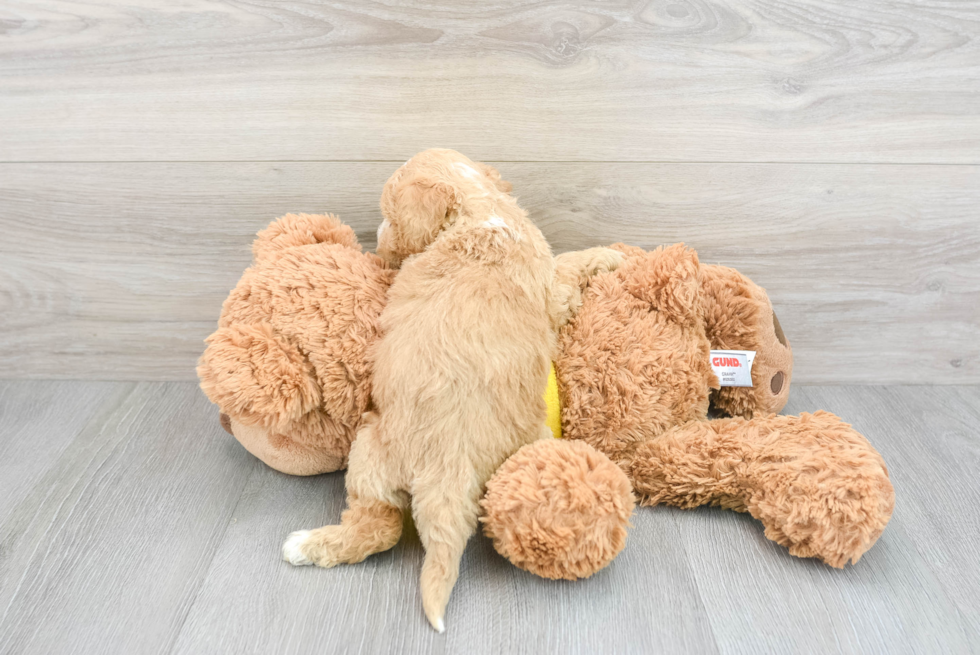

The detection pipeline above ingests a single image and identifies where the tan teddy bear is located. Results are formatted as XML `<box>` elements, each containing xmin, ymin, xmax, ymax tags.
<box><xmin>199</xmin><ymin>214</ymin><xmax>893</xmax><ymax>583</ymax></box>
<box><xmin>198</xmin><ymin>213</ymin><xmax>392</xmax><ymax>475</ymax></box>
<box><xmin>482</xmin><ymin>243</ymin><xmax>893</xmax><ymax>577</ymax></box>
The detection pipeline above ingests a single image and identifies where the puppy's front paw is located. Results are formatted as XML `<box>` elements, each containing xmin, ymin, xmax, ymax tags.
<box><xmin>591</xmin><ymin>248</ymin><xmax>626</xmax><ymax>275</ymax></box>
<box><xmin>282</xmin><ymin>530</ymin><xmax>314</xmax><ymax>566</ymax></box>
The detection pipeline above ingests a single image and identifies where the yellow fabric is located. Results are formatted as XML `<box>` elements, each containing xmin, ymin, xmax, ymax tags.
<box><xmin>544</xmin><ymin>362</ymin><xmax>562</xmax><ymax>439</ymax></box>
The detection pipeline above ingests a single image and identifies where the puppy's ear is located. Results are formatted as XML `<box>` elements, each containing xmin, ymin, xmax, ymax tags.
<box><xmin>480</xmin><ymin>163</ymin><xmax>512</xmax><ymax>194</ymax></box>
<box><xmin>381</xmin><ymin>173</ymin><xmax>461</xmax><ymax>257</ymax></box>
<box><xmin>398</xmin><ymin>176</ymin><xmax>458</xmax><ymax>227</ymax></box>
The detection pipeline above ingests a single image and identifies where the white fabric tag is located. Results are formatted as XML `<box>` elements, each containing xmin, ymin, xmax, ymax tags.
<box><xmin>710</xmin><ymin>350</ymin><xmax>756</xmax><ymax>387</ymax></box>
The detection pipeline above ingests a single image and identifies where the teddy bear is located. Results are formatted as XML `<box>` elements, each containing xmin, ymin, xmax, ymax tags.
<box><xmin>198</xmin><ymin>213</ymin><xmax>894</xmax><ymax>579</ymax></box>
<box><xmin>480</xmin><ymin>243</ymin><xmax>894</xmax><ymax>578</ymax></box>
<box><xmin>197</xmin><ymin>212</ymin><xmax>393</xmax><ymax>476</ymax></box>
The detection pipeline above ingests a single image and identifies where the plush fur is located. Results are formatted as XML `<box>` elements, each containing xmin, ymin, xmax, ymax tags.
<box><xmin>481</xmin><ymin>439</ymin><xmax>634</xmax><ymax>580</ymax></box>
<box><xmin>483</xmin><ymin>241</ymin><xmax>893</xmax><ymax>575</ymax></box>
<box><xmin>200</xmin><ymin>200</ymin><xmax>891</xmax><ymax>600</ymax></box>
<box><xmin>198</xmin><ymin>213</ymin><xmax>393</xmax><ymax>475</ymax></box>
<box><xmin>279</xmin><ymin>149</ymin><xmax>623</xmax><ymax>633</ymax></box>
<box><xmin>702</xmin><ymin>263</ymin><xmax>794</xmax><ymax>418</ymax></box>
<box><xmin>557</xmin><ymin>243</ymin><xmax>715</xmax><ymax>462</ymax></box>
<box><xmin>631</xmin><ymin>411</ymin><xmax>893</xmax><ymax>567</ymax></box>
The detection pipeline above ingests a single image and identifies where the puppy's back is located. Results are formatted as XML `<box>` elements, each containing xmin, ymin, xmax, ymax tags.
<box><xmin>372</xmin><ymin>211</ymin><xmax>555</xmax><ymax>470</ymax></box>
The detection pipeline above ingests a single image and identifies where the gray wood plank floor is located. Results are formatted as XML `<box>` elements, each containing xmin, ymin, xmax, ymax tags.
<box><xmin>1</xmin><ymin>382</ymin><xmax>978</xmax><ymax>654</ymax></box>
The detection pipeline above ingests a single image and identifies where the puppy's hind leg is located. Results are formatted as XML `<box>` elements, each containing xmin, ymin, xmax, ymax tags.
<box><xmin>413</xmin><ymin>477</ymin><xmax>482</xmax><ymax>633</ymax></box>
<box><xmin>283</xmin><ymin>414</ymin><xmax>406</xmax><ymax>568</ymax></box>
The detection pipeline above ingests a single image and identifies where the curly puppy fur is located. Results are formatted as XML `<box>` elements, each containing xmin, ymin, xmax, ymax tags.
<box><xmin>631</xmin><ymin>412</ymin><xmax>895</xmax><ymax>567</ymax></box>
<box><xmin>198</xmin><ymin>213</ymin><xmax>393</xmax><ymax>475</ymax></box>
<box><xmin>481</xmin><ymin>439</ymin><xmax>634</xmax><ymax>580</ymax></box>
<box><xmin>281</xmin><ymin>150</ymin><xmax>623</xmax><ymax>632</ymax></box>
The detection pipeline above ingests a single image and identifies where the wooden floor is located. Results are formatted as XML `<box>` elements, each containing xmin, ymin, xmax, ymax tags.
<box><xmin>0</xmin><ymin>381</ymin><xmax>977</xmax><ymax>654</ymax></box>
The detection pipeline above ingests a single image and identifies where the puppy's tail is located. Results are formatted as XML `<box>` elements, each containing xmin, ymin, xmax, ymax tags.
<box><xmin>413</xmin><ymin>483</ymin><xmax>482</xmax><ymax>633</ymax></box>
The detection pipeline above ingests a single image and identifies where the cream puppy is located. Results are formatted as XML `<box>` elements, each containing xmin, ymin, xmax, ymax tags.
<box><xmin>283</xmin><ymin>149</ymin><xmax>622</xmax><ymax>631</ymax></box>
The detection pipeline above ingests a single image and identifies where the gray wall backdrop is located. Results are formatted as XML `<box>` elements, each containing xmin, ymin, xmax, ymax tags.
<box><xmin>1</xmin><ymin>0</ymin><xmax>977</xmax><ymax>383</ymax></box>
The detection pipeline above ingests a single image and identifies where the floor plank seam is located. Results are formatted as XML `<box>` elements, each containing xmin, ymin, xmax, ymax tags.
<box><xmin>0</xmin><ymin>383</ymin><xmax>138</xmax><ymax>634</ymax></box>
<box><xmin>164</xmin><ymin>461</ymin><xmax>258</xmax><ymax>655</ymax></box>
<box><xmin>665</xmin><ymin>510</ymin><xmax>724</xmax><ymax>655</ymax></box>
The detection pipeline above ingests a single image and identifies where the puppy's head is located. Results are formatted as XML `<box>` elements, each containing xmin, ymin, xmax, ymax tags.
<box><xmin>377</xmin><ymin>148</ymin><xmax>511</xmax><ymax>265</ymax></box>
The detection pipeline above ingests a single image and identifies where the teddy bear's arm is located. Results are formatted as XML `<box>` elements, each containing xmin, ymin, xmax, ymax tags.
<box><xmin>549</xmin><ymin>247</ymin><xmax>626</xmax><ymax>331</ymax></box>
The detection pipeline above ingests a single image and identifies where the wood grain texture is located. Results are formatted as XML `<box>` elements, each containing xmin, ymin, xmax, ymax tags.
<box><xmin>171</xmin><ymin>458</ymin><xmax>718</xmax><ymax>655</ymax></box>
<box><xmin>0</xmin><ymin>382</ymin><xmax>257</xmax><ymax>655</ymax></box>
<box><xmin>796</xmin><ymin>385</ymin><xmax>980</xmax><ymax>643</ymax></box>
<box><xmin>680</xmin><ymin>385</ymin><xmax>980</xmax><ymax>654</ymax></box>
<box><xmin>1</xmin><ymin>382</ymin><xmax>978</xmax><ymax>653</ymax></box>
<box><xmin>0</xmin><ymin>0</ymin><xmax>978</xmax><ymax>162</ymax></box>
<box><xmin>0</xmin><ymin>380</ymin><xmax>121</xmax><ymax>526</ymax></box>
<box><xmin>1</xmin><ymin>162</ymin><xmax>976</xmax><ymax>383</ymax></box>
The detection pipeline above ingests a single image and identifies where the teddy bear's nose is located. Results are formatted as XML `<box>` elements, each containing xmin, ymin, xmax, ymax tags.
<box><xmin>770</xmin><ymin>372</ymin><xmax>785</xmax><ymax>395</ymax></box>
<box><xmin>219</xmin><ymin>412</ymin><xmax>234</xmax><ymax>435</ymax></box>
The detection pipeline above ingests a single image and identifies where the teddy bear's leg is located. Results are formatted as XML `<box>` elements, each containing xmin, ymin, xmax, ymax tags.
<box><xmin>550</xmin><ymin>247</ymin><xmax>626</xmax><ymax>330</ymax></box>
<box><xmin>629</xmin><ymin>412</ymin><xmax>894</xmax><ymax>567</ymax></box>
<box><xmin>282</xmin><ymin>414</ymin><xmax>407</xmax><ymax>567</ymax></box>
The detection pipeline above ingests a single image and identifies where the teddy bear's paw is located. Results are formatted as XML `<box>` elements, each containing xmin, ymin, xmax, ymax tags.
<box><xmin>282</xmin><ymin>530</ymin><xmax>314</xmax><ymax>566</ymax></box>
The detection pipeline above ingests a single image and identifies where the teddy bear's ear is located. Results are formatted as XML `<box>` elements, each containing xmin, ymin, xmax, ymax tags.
<box><xmin>701</xmin><ymin>264</ymin><xmax>794</xmax><ymax>417</ymax></box>
<box><xmin>623</xmin><ymin>243</ymin><xmax>704</xmax><ymax>326</ymax></box>
<box><xmin>197</xmin><ymin>322</ymin><xmax>321</xmax><ymax>431</ymax></box>
<box><xmin>252</xmin><ymin>213</ymin><xmax>360</xmax><ymax>264</ymax></box>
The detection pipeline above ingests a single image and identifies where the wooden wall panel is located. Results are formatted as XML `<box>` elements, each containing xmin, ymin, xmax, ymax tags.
<box><xmin>0</xmin><ymin>0</ymin><xmax>978</xmax><ymax>162</ymax></box>
<box><xmin>1</xmin><ymin>162</ymin><xmax>976</xmax><ymax>382</ymax></box>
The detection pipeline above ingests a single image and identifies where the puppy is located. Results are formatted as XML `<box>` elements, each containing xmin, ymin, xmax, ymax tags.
<box><xmin>282</xmin><ymin>149</ymin><xmax>623</xmax><ymax>631</ymax></box>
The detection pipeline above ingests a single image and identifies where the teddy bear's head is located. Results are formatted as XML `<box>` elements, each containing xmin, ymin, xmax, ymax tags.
<box><xmin>197</xmin><ymin>213</ymin><xmax>394</xmax><ymax>475</ymax></box>
<box><xmin>555</xmin><ymin>244</ymin><xmax>794</xmax><ymax>463</ymax></box>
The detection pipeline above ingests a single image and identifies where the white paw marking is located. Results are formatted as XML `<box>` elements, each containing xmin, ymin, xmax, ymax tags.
<box><xmin>434</xmin><ymin>617</ymin><xmax>445</xmax><ymax>634</ymax></box>
<box><xmin>376</xmin><ymin>219</ymin><xmax>389</xmax><ymax>242</ymax></box>
<box><xmin>282</xmin><ymin>530</ymin><xmax>313</xmax><ymax>566</ymax></box>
